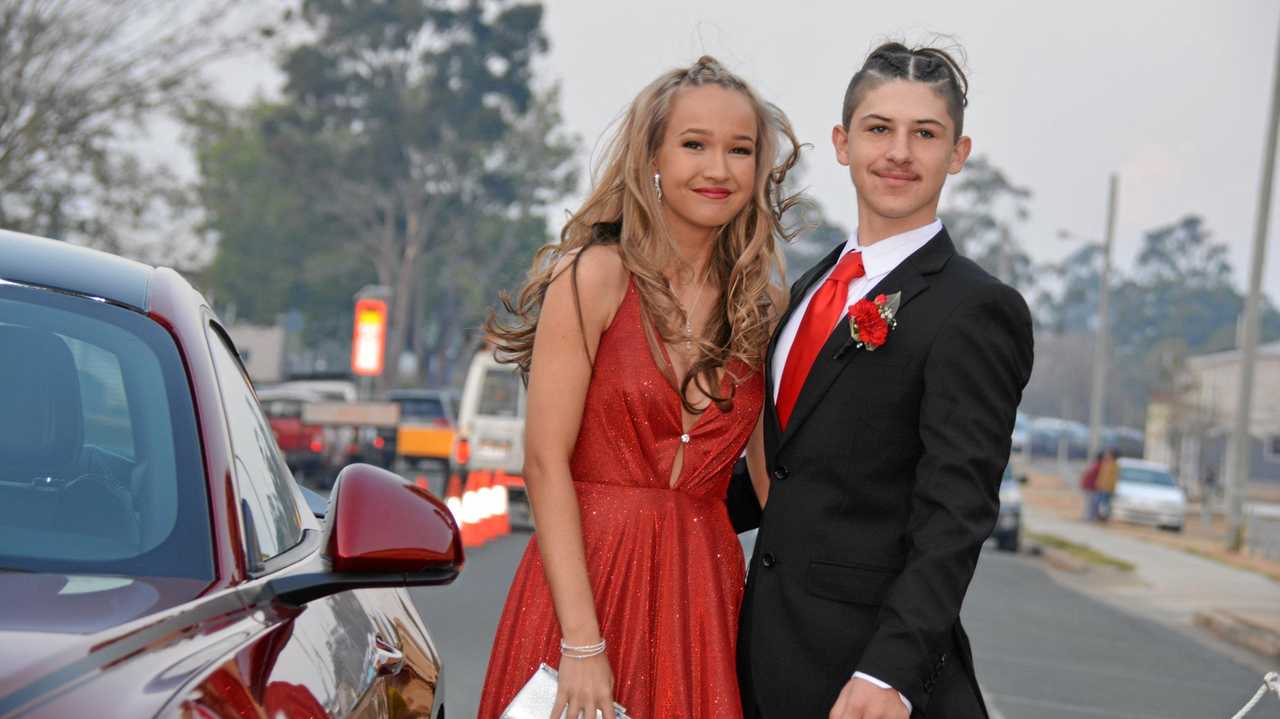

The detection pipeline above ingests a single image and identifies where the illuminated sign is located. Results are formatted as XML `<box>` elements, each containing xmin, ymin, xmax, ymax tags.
<box><xmin>351</xmin><ymin>298</ymin><xmax>388</xmax><ymax>377</ymax></box>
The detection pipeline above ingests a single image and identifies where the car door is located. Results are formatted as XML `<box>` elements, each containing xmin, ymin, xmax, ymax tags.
<box><xmin>205</xmin><ymin>322</ymin><xmax>427</xmax><ymax>717</ymax></box>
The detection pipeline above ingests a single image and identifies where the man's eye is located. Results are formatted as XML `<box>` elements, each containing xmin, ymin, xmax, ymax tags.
<box><xmin>916</xmin><ymin>129</ymin><xmax>935</xmax><ymax>139</ymax></box>
<box><xmin>868</xmin><ymin>126</ymin><xmax>888</xmax><ymax>134</ymax></box>
<box><xmin>683</xmin><ymin>140</ymin><xmax>704</xmax><ymax>150</ymax></box>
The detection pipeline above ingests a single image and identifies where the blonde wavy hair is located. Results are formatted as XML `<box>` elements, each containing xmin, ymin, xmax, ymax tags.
<box><xmin>486</xmin><ymin>55</ymin><xmax>803</xmax><ymax>412</ymax></box>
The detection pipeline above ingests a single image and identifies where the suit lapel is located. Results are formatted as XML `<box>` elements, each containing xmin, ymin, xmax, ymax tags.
<box><xmin>776</xmin><ymin>228</ymin><xmax>956</xmax><ymax>452</ymax></box>
<box><xmin>763</xmin><ymin>242</ymin><xmax>845</xmax><ymax>442</ymax></box>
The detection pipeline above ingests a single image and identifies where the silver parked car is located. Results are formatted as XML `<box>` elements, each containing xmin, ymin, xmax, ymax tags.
<box><xmin>1110</xmin><ymin>458</ymin><xmax>1186</xmax><ymax>532</ymax></box>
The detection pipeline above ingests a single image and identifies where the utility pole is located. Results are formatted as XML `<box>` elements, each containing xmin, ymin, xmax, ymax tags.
<box><xmin>1226</xmin><ymin>11</ymin><xmax>1280</xmax><ymax>551</ymax></box>
<box><xmin>1086</xmin><ymin>174</ymin><xmax>1119</xmax><ymax>457</ymax></box>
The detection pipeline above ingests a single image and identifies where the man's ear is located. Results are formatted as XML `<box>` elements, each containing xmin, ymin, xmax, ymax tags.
<box><xmin>832</xmin><ymin>124</ymin><xmax>851</xmax><ymax>167</ymax></box>
<box><xmin>948</xmin><ymin>135</ymin><xmax>972</xmax><ymax>175</ymax></box>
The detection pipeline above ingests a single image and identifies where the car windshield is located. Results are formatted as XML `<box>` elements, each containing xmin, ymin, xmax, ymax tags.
<box><xmin>0</xmin><ymin>284</ymin><xmax>212</xmax><ymax>580</ymax></box>
<box><xmin>478</xmin><ymin>368</ymin><xmax>520</xmax><ymax>417</ymax></box>
<box><xmin>399</xmin><ymin>397</ymin><xmax>446</xmax><ymax>422</ymax></box>
<box><xmin>1120</xmin><ymin>466</ymin><xmax>1175</xmax><ymax>487</ymax></box>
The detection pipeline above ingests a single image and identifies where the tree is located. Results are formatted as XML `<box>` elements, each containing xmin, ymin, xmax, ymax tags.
<box><xmin>1038</xmin><ymin>242</ymin><xmax>1104</xmax><ymax>334</ymax></box>
<box><xmin>1025</xmin><ymin>212</ymin><xmax>1280</xmax><ymax>426</ymax></box>
<box><xmin>194</xmin><ymin>0</ymin><xmax>577</xmax><ymax>386</ymax></box>
<box><xmin>261</xmin><ymin>0</ymin><xmax>573</xmax><ymax>390</ymax></box>
<box><xmin>939</xmin><ymin>156</ymin><xmax>1038</xmax><ymax>292</ymax></box>
<box><xmin>191</xmin><ymin>100</ymin><xmax>372</xmax><ymax>331</ymax></box>
<box><xmin>0</xmin><ymin>0</ymin><xmax>265</xmax><ymax>256</ymax></box>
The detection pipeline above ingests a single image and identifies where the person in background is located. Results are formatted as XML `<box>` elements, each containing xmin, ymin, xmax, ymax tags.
<box><xmin>1080</xmin><ymin>451</ymin><xmax>1102</xmax><ymax>521</ymax></box>
<box><xmin>1095</xmin><ymin>448</ymin><xmax>1119</xmax><ymax>521</ymax></box>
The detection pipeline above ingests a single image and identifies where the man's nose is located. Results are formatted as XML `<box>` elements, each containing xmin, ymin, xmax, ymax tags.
<box><xmin>885</xmin><ymin>129</ymin><xmax>912</xmax><ymax>164</ymax></box>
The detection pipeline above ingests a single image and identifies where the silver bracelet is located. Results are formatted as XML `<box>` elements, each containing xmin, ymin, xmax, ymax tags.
<box><xmin>560</xmin><ymin>638</ymin><xmax>607</xmax><ymax>658</ymax></box>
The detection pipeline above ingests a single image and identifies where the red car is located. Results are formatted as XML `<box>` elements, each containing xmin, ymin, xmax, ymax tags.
<box><xmin>0</xmin><ymin>230</ymin><xmax>463</xmax><ymax>718</ymax></box>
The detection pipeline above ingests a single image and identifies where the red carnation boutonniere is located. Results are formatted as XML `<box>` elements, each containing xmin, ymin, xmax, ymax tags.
<box><xmin>847</xmin><ymin>291</ymin><xmax>902</xmax><ymax>352</ymax></box>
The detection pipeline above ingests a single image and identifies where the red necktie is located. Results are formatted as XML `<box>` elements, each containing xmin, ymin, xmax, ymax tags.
<box><xmin>776</xmin><ymin>251</ymin><xmax>865</xmax><ymax>429</ymax></box>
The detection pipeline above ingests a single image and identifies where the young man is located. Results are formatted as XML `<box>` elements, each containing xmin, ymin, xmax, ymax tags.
<box><xmin>727</xmin><ymin>43</ymin><xmax>1034</xmax><ymax>718</ymax></box>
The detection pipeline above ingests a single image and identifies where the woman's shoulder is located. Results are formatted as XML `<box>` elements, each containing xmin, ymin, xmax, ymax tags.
<box><xmin>547</xmin><ymin>242</ymin><xmax>629</xmax><ymax>333</ymax></box>
<box><xmin>552</xmin><ymin>243</ymin><xmax>628</xmax><ymax>294</ymax></box>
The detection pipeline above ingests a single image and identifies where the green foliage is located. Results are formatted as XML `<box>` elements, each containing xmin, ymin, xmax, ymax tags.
<box><xmin>940</xmin><ymin>156</ymin><xmax>1038</xmax><ymax>292</ymax></box>
<box><xmin>194</xmin><ymin>0</ymin><xmax>577</xmax><ymax>386</ymax></box>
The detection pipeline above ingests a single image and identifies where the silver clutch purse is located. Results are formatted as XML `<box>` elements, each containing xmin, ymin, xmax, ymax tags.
<box><xmin>501</xmin><ymin>663</ymin><xmax>632</xmax><ymax>719</ymax></box>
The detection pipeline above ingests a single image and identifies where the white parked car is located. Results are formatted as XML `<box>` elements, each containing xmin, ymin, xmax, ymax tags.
<box><xmin>1110</xmin><ymin>458</ymin><xmax>1186</xmax><ymax>532</ymax></box>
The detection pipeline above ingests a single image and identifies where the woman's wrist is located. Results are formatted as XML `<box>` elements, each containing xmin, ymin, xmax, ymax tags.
<box><xmin>561</xmin><ymin>637</ymin><xmax>607</xmax><ymax>659</ymax></box>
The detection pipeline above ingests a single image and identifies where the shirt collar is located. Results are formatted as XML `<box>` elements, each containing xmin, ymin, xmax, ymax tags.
<box><xmin>841</xmin><ymin>219</ymin><xmax>943</xmax><ymax>278</ymax></box>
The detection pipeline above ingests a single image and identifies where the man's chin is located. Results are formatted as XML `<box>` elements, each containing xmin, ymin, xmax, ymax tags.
<box><xmin>862</xmin><ymin>197</ymin><xmax>932</xmax><ymax>222</ymax></box>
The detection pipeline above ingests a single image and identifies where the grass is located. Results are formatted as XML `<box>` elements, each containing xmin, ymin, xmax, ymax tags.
<box><xmin>1029</xmin><ymin>531</ymin><xmax>1136</xmax><ymax>572</ymax></box>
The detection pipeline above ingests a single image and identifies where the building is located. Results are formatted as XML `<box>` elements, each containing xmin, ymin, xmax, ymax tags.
<box><xmin>225</xmin><ymin>322</ymin><xmax>286</xmax><ymax>385</ymax></box>
<box><xmin>1158</xmin><ymin>340</ymin><xmax>1280</xmax><ymax>485</ymax></box>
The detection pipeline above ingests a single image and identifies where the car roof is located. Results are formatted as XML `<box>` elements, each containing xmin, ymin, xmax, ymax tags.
<box><xmin>0</xmin><ymin>230</ymin><xmax>153</xmax><ymax>311</ymax></box>
<box><xmin>1117</xmin><ymin>458</ymin><xmax>1169</xmax><ymax>472</ymax></box>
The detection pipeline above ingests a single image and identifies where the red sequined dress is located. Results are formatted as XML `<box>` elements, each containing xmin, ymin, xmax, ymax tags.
<box><xmin>476</xmin><ymin>278</ymin><xmax>763</xmax><ymax>719</ymax></box>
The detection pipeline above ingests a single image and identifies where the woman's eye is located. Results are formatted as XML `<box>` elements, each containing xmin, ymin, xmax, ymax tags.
<box><xmin>867</xmin><ymin>125</ymin><xmax>888</xmax><ymax>134</ymax></box>
<box><xmin>683</xmin><ymin>140</ymin><xmax>704</xmax><ymax>150</ymax></box>
<box><xmin>731</xmin><ymin>147</ymin><xmax>753</xmax><ymax>156</ymax></box>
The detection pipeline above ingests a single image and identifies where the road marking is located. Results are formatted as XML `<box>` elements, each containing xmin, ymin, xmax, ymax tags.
<box><xmin>985</xmin><ymin>691</ymin><xmax>1179</xmax><ymax>719</ymax></box>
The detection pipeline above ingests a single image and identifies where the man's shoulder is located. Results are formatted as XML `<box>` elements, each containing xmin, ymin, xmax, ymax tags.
<box><xmin>932</xmin><ymin>254</ymin><xmax>1027</xmax><ymax>312</ymax></box>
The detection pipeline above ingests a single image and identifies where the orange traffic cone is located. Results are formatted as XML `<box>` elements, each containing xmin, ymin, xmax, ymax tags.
<box><xmin>490</xmin><ymin>471</ymin><xmax>512</xmax><ymax>539</ymax></box>
<box><xmin>460</xmin><ymin>471</ymin><xmax>486</xmax><ymax>548</ymax></box>
<box><xmin>443</xmin><ymin>473</ymin><xmax>464</xmax><ymax>527</ymax></box>
<box><xmin>475</xmin><ymin>470</ymin><xmax>498</xmax><ymax>544</ymax></box>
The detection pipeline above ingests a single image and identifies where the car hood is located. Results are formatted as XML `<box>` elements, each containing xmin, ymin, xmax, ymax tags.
<box><xmin>1115</xmin><ymin>482</ymin><xmax>1184</xmax><ymax>504</ymax></box>
<box><xmin>0</xmin><ymin>570</ymin><xmax>209</xmax><ymax>703</ymax></box>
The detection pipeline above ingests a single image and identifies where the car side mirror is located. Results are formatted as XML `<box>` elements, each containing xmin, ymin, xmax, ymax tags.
<box><xmin>268</xmin><ymin>464</ymin><xmax>464</xmax><ymax>605</ymax></box>
<box><xmin>324</xmin><ymin>463</ymin><xmax>464</xmax><ymax>575</ymax></box>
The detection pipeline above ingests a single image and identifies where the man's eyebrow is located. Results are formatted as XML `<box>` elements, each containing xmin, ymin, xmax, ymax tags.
<box><xmin>859</xmin><ymin>113</ymin><xmax>947</xmax><ymax>128</ymax></box>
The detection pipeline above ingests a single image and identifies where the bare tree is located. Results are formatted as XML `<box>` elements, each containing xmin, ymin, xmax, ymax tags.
<box><xmin>0</xmin><ymin>0</ymin><xmax>267</xmax><ymax>254</ymax></box>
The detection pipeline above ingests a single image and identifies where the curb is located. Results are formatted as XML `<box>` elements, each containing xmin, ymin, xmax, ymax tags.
<box><xmin>1193</xmin><ymin>609</ymin><xmax>1280</xmax><ymax>659</ymax></box>
<box><xmin>1038</xmin><ymin>545</ymin><xmax>1090</xmax><ymax>574</ymax></box>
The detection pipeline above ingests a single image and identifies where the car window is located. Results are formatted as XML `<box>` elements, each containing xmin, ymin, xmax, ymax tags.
<box><xmin>1119</xmin><ymin>466</ymin><xmax>1175</xmax><ymax>487</ymax></box>
<box><xmin>478</xmin><ymin>368</ymin><xmax>521</xmax><ymax>417</ymax></box>
<box><xmin>206</xmin><ymin>324</ymin><xmax>304</xmax><ymax>566</ymax></box>
<box><xmin>262</xmin><ymin>399</ymin><xmax>303</xmax><ymax>419</ymax></box>
<box><xmin>0</xmin><ymin>285</ymin><xmax>212</xmax><ymax>579</ymax></box>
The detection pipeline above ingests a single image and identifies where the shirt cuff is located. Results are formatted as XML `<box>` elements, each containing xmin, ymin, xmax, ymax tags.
<box><xmin>852</xmin><ymin>672</ymin><xmax>912</xmax><ymax>714</ymax></box>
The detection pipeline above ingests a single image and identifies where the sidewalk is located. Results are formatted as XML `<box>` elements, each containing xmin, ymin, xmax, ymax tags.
<box><xmin>1024</xmin><ymin>503</ymin><xmax>1280</xmax><ymax>665</ymax></box>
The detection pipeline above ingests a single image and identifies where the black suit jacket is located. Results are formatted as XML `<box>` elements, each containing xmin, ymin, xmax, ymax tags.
<box><xmin>728</xmin><ymin>228</ymin><xmax>1034</xmax><ymax>717</ymax></box>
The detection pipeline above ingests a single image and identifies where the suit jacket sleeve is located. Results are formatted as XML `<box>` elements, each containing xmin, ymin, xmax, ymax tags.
<box><xmin>855</xmin><ymin>283</ymin><xmax>1034</xmax><ymax>710</ymax></box>
<box><xmin>724</xmin><ymin>456</ymin><xmax>762</xmax><ymax>533</ymax></box>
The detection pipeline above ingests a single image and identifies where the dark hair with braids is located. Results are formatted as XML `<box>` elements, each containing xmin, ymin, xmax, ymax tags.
<box><xmin>841</xmin><ymin>42</ymin><xmax>969</xmax><ymax>140</ymax></box>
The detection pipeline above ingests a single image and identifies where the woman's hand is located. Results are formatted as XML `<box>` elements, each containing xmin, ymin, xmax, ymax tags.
<box><xmin>551</xmin><ymin>652</ymin><xmax>616</xmax><ymax>719</ymax></box>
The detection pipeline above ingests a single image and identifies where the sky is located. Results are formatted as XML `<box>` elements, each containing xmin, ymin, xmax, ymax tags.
<box><xmin>200</xmin><ymin>0</ymin><xmax>1279</xmax><ymax>296</ymax></box>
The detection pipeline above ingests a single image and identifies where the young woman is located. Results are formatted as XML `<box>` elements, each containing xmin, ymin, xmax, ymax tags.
<box><xmin>476</xmin><ymin>56</ymin><xmax>801</xmax><ymax>719</ymax></box>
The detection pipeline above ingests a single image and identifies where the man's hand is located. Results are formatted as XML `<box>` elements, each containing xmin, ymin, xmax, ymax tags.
<box><xmin>829</xmin><ymin>676</ymin><xmax>909</xmax><ymax>719</ymax></box>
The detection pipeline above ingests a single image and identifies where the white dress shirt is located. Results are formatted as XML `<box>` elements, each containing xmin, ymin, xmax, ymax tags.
<box><xmin>770</xmin><ymin>218</ymin><xmax>942</xmax><ymax>715</ymax></box>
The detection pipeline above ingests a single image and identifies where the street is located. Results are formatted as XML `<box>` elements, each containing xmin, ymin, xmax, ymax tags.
<box><xmin>409</xmin><ymin>530</ymin><xmax>1269</xmax><ymax>719</ymax></box>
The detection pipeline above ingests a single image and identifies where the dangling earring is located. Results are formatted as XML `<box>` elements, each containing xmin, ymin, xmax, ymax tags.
<box><xmin>653</xmin><ymin>172</ymin><xmax>663</xmax><ymax>202</ymax></box>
